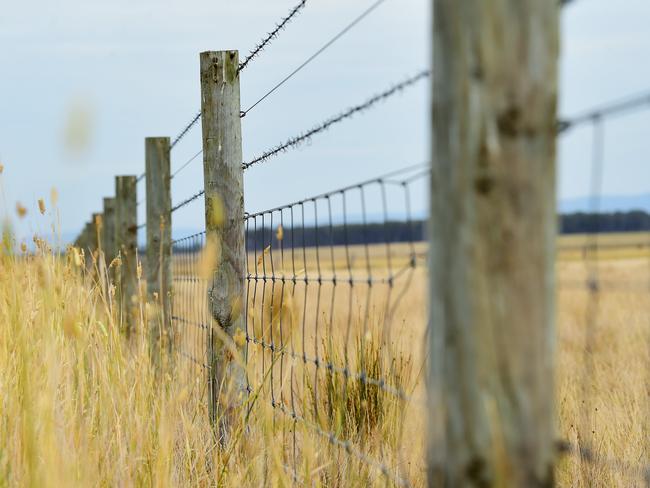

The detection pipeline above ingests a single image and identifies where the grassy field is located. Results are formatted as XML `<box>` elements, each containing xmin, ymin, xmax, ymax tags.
<box><xmin>0</xmin><ymin>232</ymin><xmax>648</xmax><ymax>486</ymax></box>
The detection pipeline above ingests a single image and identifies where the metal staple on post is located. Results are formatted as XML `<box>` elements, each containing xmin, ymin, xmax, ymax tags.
<box><xmin>145</xmin><ymin>137</ymin><xmax>173</xmax><ymax>368</ymax></box>
<box><xmin>199</xmin><ymin>50</ymin><xmax>247</xmax><ymax>437</ymax></box>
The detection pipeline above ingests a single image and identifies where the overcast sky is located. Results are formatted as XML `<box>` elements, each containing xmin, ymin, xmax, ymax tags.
<box><xmin>1</xmin><ymin>0</ymin><xmax>649</xmax><ymax>242</ymax></box>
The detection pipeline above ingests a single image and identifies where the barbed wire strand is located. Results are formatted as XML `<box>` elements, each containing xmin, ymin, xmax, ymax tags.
<box><xmin>240</xmin><ymin>0</ymin><xmax>390</xmax><ymax>118</ymax></box>
<box><xmin>171</xmin><ymin>111</ymin><xmax>202</xmax><ymax>150</ymax></box>
<box><xmin>238</xmin><ymin>0</ymin><xmax>308</xmax><ymax>73</ymax></box>
<box><xmin>243</xmin><ymin>70</ymin><xmax>429</xmax><ymax>170</ymax></box>
<box><xmin>171</xmin><ymin>189</ymin><xmax>205</xmax><ymax>214</ymax></box>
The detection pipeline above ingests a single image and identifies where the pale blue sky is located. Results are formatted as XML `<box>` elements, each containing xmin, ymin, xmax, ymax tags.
<box><xmin>1</xmin><ymin>0</ymin><xmax>649</xmax><ymax>242</ymax></box>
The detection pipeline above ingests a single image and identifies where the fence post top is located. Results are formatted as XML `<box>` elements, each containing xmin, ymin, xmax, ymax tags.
<box><xmin>145</xmin><ymin>137</ymin><xmax>171</xmax><ymax>144</ymax></box>
<box><xmin>200</xmin><ymin>50</ymin><xmax>239</xmax><ymax>56</ymax></box>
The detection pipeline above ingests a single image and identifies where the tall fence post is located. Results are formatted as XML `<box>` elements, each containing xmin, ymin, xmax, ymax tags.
<box><xmin>103</xmin><ymin>197</ymin><xmax>117</xmax><ymax>264</ymax></box>
<box><xmin>115</xmin><ymin>175</ymin><xmax>138</xmax><ymax>335</ymax></box>
<box><xmin>145</xmin><ymin>137</ymin><xmax>173</xmax><ymax>367</ymax></box>
<box><xmin>200</xmin><ymin>50</ymin><xmax>246</xmax><ymax>436</ymax></box>
<box><xmin>428</xmin><ymin>1</ymin><xmax>559</xmax><ymax>486</ymax></box>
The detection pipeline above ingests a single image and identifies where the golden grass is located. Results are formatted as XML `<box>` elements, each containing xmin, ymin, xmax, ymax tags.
<box><xmin>0</xmin><ymin>234</ymin><xmax>647</xmax><ymax>486</ymax></box>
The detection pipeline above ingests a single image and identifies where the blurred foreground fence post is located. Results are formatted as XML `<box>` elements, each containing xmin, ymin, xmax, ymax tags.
<box><xmin>116</xmin><ymin>175</ymin><xmax>138</xmax><ymax>336</ymax></box>
<box><xmin>200</xmin><ymin>50</ymin><xmax>246</xmax><ymax>438</ymax></box>
<box><xmin>428</xmin><ymin>1</ymin><xmax>559</xmax><ymax>486</ymax></box>
<box><xmin>145</xmin><ymin>137</ymin><xmax>173</xmax><ymax>367</ymax></box>
<box><xmin>103</xmin><ymin>197</ymin><xmax>117</xmax><ymax>264</ymax></box>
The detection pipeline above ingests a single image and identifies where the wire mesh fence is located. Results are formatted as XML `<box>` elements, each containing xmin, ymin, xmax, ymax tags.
<box><xmin>169</xmin><ymin>165</ymin><xmax>429</xmax><ymax>485</ymax></box>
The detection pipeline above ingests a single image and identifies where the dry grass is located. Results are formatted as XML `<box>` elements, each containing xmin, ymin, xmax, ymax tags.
<box><xmin>0</xmin><ymin>230</ymin><xmax>647</xmax><ymax>486</ymax></box>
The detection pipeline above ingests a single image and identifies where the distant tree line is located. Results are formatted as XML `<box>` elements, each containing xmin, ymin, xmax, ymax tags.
<box><xmin>245</xmin><ymin>221</ymin><xmax>426</xmax><ymax>251</ymax></box>
<box><xmin>560</xmin><ymin>210</ymin><xmax>650</xmax><ymax>234</ymax></box>
<box><xmin>169</xmin><ymin>211</ymin><xmax>650</xmax><ymax>254</ymax></box>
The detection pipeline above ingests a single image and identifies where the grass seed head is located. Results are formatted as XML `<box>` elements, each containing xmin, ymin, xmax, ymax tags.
<box><xmin>16</xmin><ymin>203</ymin><xmax>27</xmax><ymax>219</ymax></box>
<box><xmin>38</xmin><ymin>199</ymin><xmax>46</xmax><ymax>215</ymax></box>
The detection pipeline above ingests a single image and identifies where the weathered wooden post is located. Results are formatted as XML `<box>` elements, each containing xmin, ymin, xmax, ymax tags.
<box><xmin>103</xmin><ymin>197</ymin><xmax>117</xmax><ymax>264</ymax></box>
<box><xmin>92</xmin><ymin>212</ymin><xmax>103</xmax><ymax>253</ymax></box>
<box><xmin>200</xmin><ymin>50</ymin><xmax>246</xmax><ymax>436</ymax></box>
<box><xmin>428</xmin><ymin>1</ymin><xmax>559</xmax><ymax>486</ymax></box>
<box><xmin>145</xmin><ymin>137</ymin><xmax>173</xmax><ymax>366</ymax></box>
<box><xmin>115</xmin><ymin>175</ymin><xmax>138</xmax><ymax>335</ymax></box>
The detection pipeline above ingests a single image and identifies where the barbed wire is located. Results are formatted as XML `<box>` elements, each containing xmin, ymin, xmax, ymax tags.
<box><xmin>240</xmin><ymin>0</ymin><xmax>390</xmax><ymax>118</ymax></box>
<box><xmin>272</xmin><ymin>402</ymin><xmax>412</xmax><ymax>487</ymax></box>
<box><xmin>170</xmin><ymin>111</ymin><xmax>202</xmax><ymax>150</ymax></box>
<box><xmin>171</xmin><ymin>189</ymin><xmax>205</xmax><ymax>214</ymax></box>
<box><xmin>243</xmin><ymin>71</ymin><xmax>429</xmax><ymax>170</ymax></box>
<box><xmin>238</xmin><ymin>0</ymin><xmax>308</xmax><ymax>73</ymax></box>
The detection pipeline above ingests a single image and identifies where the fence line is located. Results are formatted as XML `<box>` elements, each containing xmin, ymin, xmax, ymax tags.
<box><xmin>70</xmin><ymin>0</ymin><xmax>650</xmax><ymax>484</ymax></box>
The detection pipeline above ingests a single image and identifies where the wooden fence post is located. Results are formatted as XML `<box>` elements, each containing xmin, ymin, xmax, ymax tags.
<box><xmin>200</xmin><ymin>50</ymin><xmax>246</xmax><ymax>436</ymax></box>
<box><xmin>115</xmin><ymin>175</ymin><xmax>138</xmax><ymax>335</ymax></box>
<box><xmin>92</xmin><ymin>212</ymin><xmax>103</xmax><ymax>252</ymax></box>
<box><xmin>103</xmin><ymin>197</ymin><xmax>117</xmax><ymax>264</ymax></box>
<box><xmin>145</xmin><ymin>137</ymin><xmax>173</xmax><ymax>366</ymax></box>
<box><xmin>428</xmin><ymin>1</ymin><xmax>559</xmax><ymax>486</ymax></box>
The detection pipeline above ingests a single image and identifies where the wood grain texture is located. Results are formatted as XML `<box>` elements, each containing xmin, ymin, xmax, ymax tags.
<box><xmin>200</xmin><ymin>50</ymin><xmax>246</xmax><ymax>434</ymax></box>
<box><xmin>145</xmin><ymin>137</ymin><xmax>172</xmax><ymax>366</ymax></box>
<box><xmin>116</xmin><ymin>175</ymin><xmax>138</xmax><ymax>336</ymax></box>
<box><xmin>429</xmin><ymin>1</ymin><xmax>559</xmax><ymax>486</ymax></box>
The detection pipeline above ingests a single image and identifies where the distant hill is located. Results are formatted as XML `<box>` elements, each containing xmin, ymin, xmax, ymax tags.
<box><xmin>559</xmin><ymin>194</ymin><xmax>650</xmax><ymax>213</ymax></box>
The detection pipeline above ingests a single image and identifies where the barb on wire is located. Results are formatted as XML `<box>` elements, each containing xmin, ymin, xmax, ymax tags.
<box><xmin>240</xmin><ymin>0</ymin><xmax>389</xmax><ymax>118</ymax></box>
<box><xmin>171</xmin><ymin>189</ymin><xmax>205</xmax><ymax>213</ymax></box>
<box><xmin>238</xmin><ymin>0</ymin><xmax>308</xmax><ymax>73</ymax></box>
<box><xmin>171</xmin><ymin>111</ymin><xmax>202</xmax><ymax>150</ymax></box>
<box><xmin>559</xmin><ymin>90</ymin><xmax>650</xmax><ymax>133</ymax></box>
<box><xmin>243</xmin><ymin>71</ymin><xmax>430</xmax><ymax>170</ymax></box>
<box><xmin>172</xmin><ymin>149</ymin><xmax>203</xmax><ymax>179</ymax></box>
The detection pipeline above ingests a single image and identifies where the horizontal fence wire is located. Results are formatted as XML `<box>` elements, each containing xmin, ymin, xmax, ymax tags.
<box><xmin>242</xmin><ymin>164</ymin><xmax>429</xmax><ymax>485</ymax></box>
<box><xmin>171</xmin><ymin>148</ymin><xmax>203</xmax><ymax>179</ymax></box>
<box><xmin>171</xmin><ymin>189</ymin><xmax>205</xmax><ymax>214</ymax></box>
<box><xmin>171</xmin><ymin>111</ymin><xmax>202</xmax><ymax>150</ymax></box>
<box><xmin>558</xmin><ymin>90</ymin><xmax>650</xmax><ymax>133</ymax></box>
<box><xmin>238</xmin><ymin>0</ymin><xmax>308</xmax><ymax>73</ymax></box>
<box><xmin>240</xmin><ymin>0</ymin><xmax>390</xmax><ymax>118</ymax></box>
<box><xmin>243</xmin><ymin>71</ymin><xmax>430</xmax><ymax>170</ymax></box>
